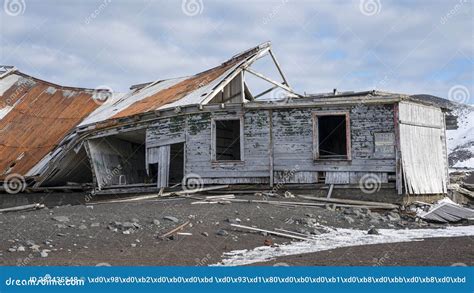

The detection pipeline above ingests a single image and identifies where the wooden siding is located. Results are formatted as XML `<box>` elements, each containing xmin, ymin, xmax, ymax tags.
<box><xmin>272</xmin><ymin>105</ymin><xmax>396</xmax><ymax>183</ymax></box>
<box><xmin>144</xmin><ymin>103</ymin><xmax>397</xmax><ymax>186</ymax></box>
<box><xmin>185</xmin><ymin>110</ymin><xmax>271</xmax><ymax>184</ymax></box>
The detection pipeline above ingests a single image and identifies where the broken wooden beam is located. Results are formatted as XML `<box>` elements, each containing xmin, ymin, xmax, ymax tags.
<box><xmin>215</xmin><ymin>198</ymin><xmax>396</xmax><ymax>209</ymax></box>
<box><xmin>230</xmin><ymin>224</ymin><xmax>311</xmax><ymax>241</ymax></box>
<box><xmin>159</xmin><ymin>221</ymin><xmax>191</xmax><ymax>239</ymax></box>
<box><xmin>296</xmin><ymin>195</ymin><xmax>398</xmax><ymax>209</ymax></box>
<box><xmin>274</xmin><ymin>228</ymin><xmax>314</xmax><ymax>238</ymax></box>
<box><xmin>0</xmin><ymin>203</ymin><xmax>45</xmax><ymax>213</ymax></box>
<box><xmin>92</xmin><ymin>185</ymin><xmax>230</xmax><ymax>204</ymax></box>
<box><xmin>204</xmin><ymin>194</ymin><xmax>235</xmax><ymax>200</ymax></box>
<box><xmin>326</xmin><ymin>184</ymin><xmax>334</xmax><ymax>198</ymax></box>
<box><xmin>161</xmin><ymin>185</ymin><xmax>229</xmax><ymax>197</ymax></box>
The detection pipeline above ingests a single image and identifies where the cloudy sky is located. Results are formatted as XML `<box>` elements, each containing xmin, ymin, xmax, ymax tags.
<box><xmin>1</xmin><ymin>0</ymin><xmax>473</xmax><ymax>103</ymax></box>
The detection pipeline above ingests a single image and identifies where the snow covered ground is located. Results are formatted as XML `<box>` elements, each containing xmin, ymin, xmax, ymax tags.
<box><xmin>216</xmin><ymin>225</ymin><xmax>474</xmax><ymax>266</ymax></box>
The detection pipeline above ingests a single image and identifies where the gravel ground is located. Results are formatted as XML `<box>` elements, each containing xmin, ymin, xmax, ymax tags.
<box><xmin>0</xmin><ymin>194</ymin><xmax>469</xmax><ymax>266</ymax></box>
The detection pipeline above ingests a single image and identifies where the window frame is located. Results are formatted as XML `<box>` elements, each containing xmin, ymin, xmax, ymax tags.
<box><xmin>211</xmin><ymin>116</ymin><xmax>245</xmax><ymax>164</ymax></box>
<box><xmin>312</xmin><ymin>111</ymin><xmax>352</xmax><ymax>161</ymax></box>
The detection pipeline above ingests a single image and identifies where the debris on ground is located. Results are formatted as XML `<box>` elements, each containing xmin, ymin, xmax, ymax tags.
<box><xmin>417</xmin><ymin>198</ymin><xmax>474</xmax><ymax>223</ymax></box>
<box><xmin>0</xmin><ymin>203</ymin><xmax>45</xmax><ymax>213</ymax></box>
<box><xmin>159</xmin><ymin>221</ymin><xmax>190</xmax><ymax>239</ymax></box>
<box><xmin>163</xmin><ymin>216</ymin><xmax>179</xmax><ymax>223</ymax></box>
<box><xmin>284</xmin><ymin>191</ymin><xmax>295</xmax><ymax>198</ymax></box>
<box><xmin>230</xmin><ymin>223</ymin><xmax>313</xmax><ymax>241</ymax></box>
<box><xmin>216</xmin><ymin>229</ymin><xmax>229</xmax><ymax>236</ymax></box>
<box><xmin>52</xmin><ymin>216</ymin><xmax>70</xmax><ymax>223</ymax></box>
<box><xmin>367</xmin><ymin>227</ymin><xmax>379</xmax><ymax>235</ymax></box>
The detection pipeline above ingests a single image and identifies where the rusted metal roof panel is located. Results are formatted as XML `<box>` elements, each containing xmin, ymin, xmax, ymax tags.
<box><xmin>0</xmin><ymin>71</ymin><xmax>100</xmax><ymax>179</ymax></box>
<box><xmin>112</xmin><ymin>60</ymin><xmax>239</xmax><ymax>119</ymax></box>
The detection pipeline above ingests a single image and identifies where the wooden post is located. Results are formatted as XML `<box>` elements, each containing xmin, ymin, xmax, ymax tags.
<box><xmin>269</xmin><ymin>109</ymin><xmax>274</xmax><ymax>187</ymax></box>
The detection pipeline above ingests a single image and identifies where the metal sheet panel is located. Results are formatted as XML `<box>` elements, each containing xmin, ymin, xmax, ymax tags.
<box><xmin>0</xmin><ymin>72</ymin><xmax>100</xmax><ymax>179</ymax></box>
<box><xmin>399</xmin><ymin>102</ymin><xmax>447</xmax><ymax>194</ymax></box>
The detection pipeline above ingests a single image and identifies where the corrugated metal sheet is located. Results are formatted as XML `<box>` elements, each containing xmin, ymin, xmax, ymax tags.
<box><xmin>399</xmin><ymin>102</ymin><xmax>447</xmax><ymax>194</ymax></box>
<box><xmin>0</xmin><ymin>71</ymin><xmax>100</xmax><ymax>179</ymax></box>
<box><xmin>79</xmin><ymin>43</ymin><xmax>268</xmax><ymax>129</ymax></box>
<box><xmin>0</xmin><ymin>43</ymin><xmax>269</xmax><ymax>181</ymax></box>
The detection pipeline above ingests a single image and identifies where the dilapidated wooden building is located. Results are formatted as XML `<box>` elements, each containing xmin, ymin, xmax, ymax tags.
<box><xmin>0</xmin><ymin>43</ymin><xmax>450</xmax><ymax>200</ymax></box>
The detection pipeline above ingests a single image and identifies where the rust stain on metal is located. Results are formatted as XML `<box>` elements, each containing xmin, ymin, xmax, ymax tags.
<box><xmin>111</xmin><ymin>52</ymin><xmax>253</xmax><ymax>120</ymax></box>
<box><xmin>0</xmin><ymin>73</ymin><xmax>100</xmax><ymax>179</ymax></box>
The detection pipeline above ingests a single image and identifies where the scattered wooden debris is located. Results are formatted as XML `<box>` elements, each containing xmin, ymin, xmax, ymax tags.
<box><xmin>162</xmin><ymin>185</ymin><xmax>229</xmax><ymax>197</ymax></box>
<box><xmin>456</xmin><ymin>186</ymin><xmax>474</xmax><ymax>199</ymax></box>
<box><xmin>207</xmin><ymin>198</ymin><xmax>396</xmax><ymax>210</ymax></box>
<box><xmin>204</xmin><ymin>194</ymin><xmax>235</xmax><ymax>200</ymax></box>
<box><xmin>296</xmin><ymin>195</ymin><xmax>398</xmax><ymax>209</ymax></box>
<box><xmin>283</xmin><ymin>191</ymin><xmax>295</xmax><ymax>198</ymax></box>
<box><xmin>462</xmin><ymin>183</ymin><xmax>474</xmax><ymax>192</ymax></box>
<box><xmin>274</xmin><ymin>228</ymin><xmax>314</xmax><ymax>238</ymax></box>
<box><xmin>419</xmin><ymin>201</ymin><xmax>474</xmax><ymax>223</ymax></box>
<box><xmin>92</xmin><ymin>185</ymin><xmax>229</xmax><ymax>204</ymax></box>
<box><xmin>159</xmin><ymin>221</ymin><xmax>191</xmax><ymax>239</ymax></box>
<box><xmin>230</xmin><ymin>224</ymin><xmax>312</xmax><ymax>241</ymax></box>
<box><xmin>0</xmin><ymin>203</ymin><xmax>45</xmax><ymax>213</ymax></box>
<box><xmin>326</xmin><ymin>184</ymin><xmax>334</xmax><ymax>198</ymax></box>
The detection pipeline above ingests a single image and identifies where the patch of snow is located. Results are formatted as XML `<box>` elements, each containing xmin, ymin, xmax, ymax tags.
<box><xmin>0</xmin><ymin>74</ymin><xmax>20</xmax><ymax>95</ymax></box>
<box><xmin>0</xmin><ymin>105</ymin><xmax>13</xmax><ymax>119</ymax></box>
<box><xmin>447</xmin><ymin>106</ymin><xmax>474</xmax><ymax>153</ymax></box>
<box><xmin>215</xmin><ymin>225</ymin><xmax>474</xmax><ymax>266</ymax></box>
<box><xmin>447</xmin><ymin>104</ymin><xmax>474</xmax><ymax>169</ymax></box>
<box><xmin>454</xmin><ymin>157</ymin><xmax>474</xmax><ymax>168</ymax></box>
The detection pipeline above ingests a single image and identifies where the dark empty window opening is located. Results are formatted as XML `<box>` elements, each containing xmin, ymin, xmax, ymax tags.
<box><xmin>147</xmin><ymin>163</ymin><xmax>158</xmax><ymax>184</ymax></box>
<box><xmin>169</xmin><ymin>143</ymin><xmax>185</xmax><ymax>184</ymax></box>
<box><xmin>215</xmin><ymin>119</ymin><xmax>241</xmax><ymax>161</ymax></box>
<box><xmin>317</xmin><ymin>115</ymin><xmax>348</xmax><ymax>160</ymax></box>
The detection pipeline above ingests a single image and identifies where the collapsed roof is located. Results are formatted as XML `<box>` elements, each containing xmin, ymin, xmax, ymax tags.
<box><xmin>0</xmin><ymin>43</ymin><xmax>274</xmax><ymax>180</ymax></box>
